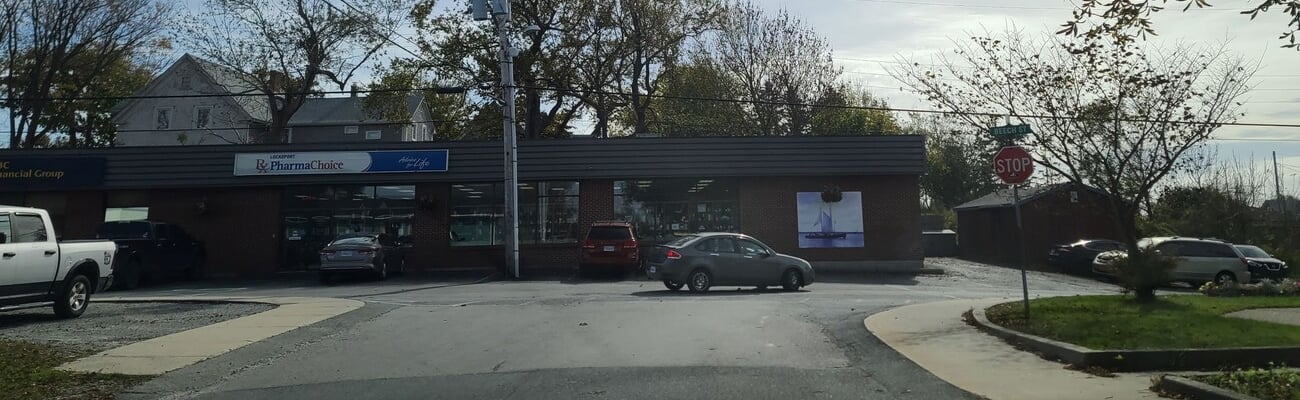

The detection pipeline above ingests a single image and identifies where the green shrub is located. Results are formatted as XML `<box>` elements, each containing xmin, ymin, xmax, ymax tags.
<box><xmin>1113</xmin><ymin>247</ymin><xmax>1178</xmax><ymax>302</ymax></box>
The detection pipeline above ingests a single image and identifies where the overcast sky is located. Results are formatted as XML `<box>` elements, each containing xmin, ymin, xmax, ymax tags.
<box><xmin>759</xmin><ymin>0</ymin><xmax>1300</xmax><ymax>195</ymax></box>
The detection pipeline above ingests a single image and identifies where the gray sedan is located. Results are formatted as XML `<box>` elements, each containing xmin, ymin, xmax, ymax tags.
<box><xmin>644</xmin><ymin>233</ymin><xmax>815</xmax><ymax>293</ymax></box>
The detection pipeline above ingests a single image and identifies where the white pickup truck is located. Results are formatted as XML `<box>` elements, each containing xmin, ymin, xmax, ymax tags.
<box><xmin>0</xmin><ymin>206</ymin><xmax>116</xmax><ymax>318</ymax></box>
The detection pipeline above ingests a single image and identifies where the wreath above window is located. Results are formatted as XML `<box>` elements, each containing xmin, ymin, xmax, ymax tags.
<box><xmin>821</xmin><ymin>185</ymin><xmax>843</xmax><ymax>203</ymax></box>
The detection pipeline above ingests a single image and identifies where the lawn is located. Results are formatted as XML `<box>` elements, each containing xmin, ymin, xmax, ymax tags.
<box><xmin>0</xmin><ymin>340</ymin><xmax>146</xmax><ymax>400</ymax></box>
<box><xmin>1191</xmin><ymin>369</ymin><xmax>1300</xmax><ymax>400</ymax></box>
<box><xmin>986</xmin><ymin>295</ymin><xmax>1300</xmax><ymax>350</ymax></box>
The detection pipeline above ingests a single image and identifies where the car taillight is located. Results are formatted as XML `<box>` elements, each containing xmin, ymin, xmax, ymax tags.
<box><xmin>666</xmin><ymin>249</ymin><xmax>682</xmax><ymax>260</ymax></box>
<box><xmin>622</xmin><ymin>241</ymin><xmax>637</xmax><ymax>249</ymax></box>
<box><xmin>358</xmin><ymin>249</ymin><xmax>375</xmax><ymax>255</ymax></box>
<box><xmin>583</xmin><ymin>241</ymin><xmax>596</xmax><ymax>249</ymax></box>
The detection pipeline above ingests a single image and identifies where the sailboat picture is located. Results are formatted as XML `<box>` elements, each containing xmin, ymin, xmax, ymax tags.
<box><xmin>796</xmin><ymin>191</ymin><xmax>864</xmax><ymax>248</ymax></box>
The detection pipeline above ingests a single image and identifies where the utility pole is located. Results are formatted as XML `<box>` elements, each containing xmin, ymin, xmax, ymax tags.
<box><xmin>473</xmin><ymin>0</ymin><xmax>520</xmax><ymax>278</ymax></box>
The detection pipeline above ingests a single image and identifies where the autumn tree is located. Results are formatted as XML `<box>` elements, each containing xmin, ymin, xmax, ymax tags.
<box><xmin>632</xmin><ymin>56</ymin><xmax>752</xmax><ymax>136</ymax></box>
<box><xmin>894</xmin><ymin>31</ymin><xmax>1254</xmax><ymax>301</ymax></box>
<box><xmin>181</xmin><ymin>0</ymin><xmax>406</xmax><ymax>143</ymax></box>
<box><xmin>2</xmin><ymin>0</ymin><xmax>170</xmax><ymax>148</ymax></box>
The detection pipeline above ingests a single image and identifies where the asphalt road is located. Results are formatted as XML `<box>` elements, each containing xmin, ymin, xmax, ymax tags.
<box><xmin>120</xmin><ymin>260</ymin><xmax>1117</xmax><ymax>400</ymax></box>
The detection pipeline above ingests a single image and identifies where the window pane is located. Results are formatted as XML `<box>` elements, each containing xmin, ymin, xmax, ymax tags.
<box><xmin>11</xmin><ymin>214</ymin><xmax>48</xmax><ymax>243</ymax></box>
<box><xmin>0</xmin><ymin>214</ymin><xmax>10</xmax><ymax>244</ymax></box>
<box><xmin>715</xmin><ymin>238</ymin><xmax>737</xmax><ymax>253</ymax></box>
<box><xmin>104</xmin><ymin>207</ymin><xmax>149</xmax><ymax>222</ymax></box>
<box><xmin>451</xmin><ymin>183</ymin><xmax>502</xmax><ymax>246</ymax></box>
<box><xmin>738</xmin><ymin>239</ymin><xmax>767</xmax><ymax>256</ymax></box>
<box><xmin>614</xmin><ymin>179</ymin><xmax>738</xmax><ymax>244</ymax></box>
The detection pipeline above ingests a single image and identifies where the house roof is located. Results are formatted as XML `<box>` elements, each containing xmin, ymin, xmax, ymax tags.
<box><xmin>186</xmin><ymin>54</ymin><xmax>270</xmax><ymax>123</ymax></box>
<box><xmin>953</xmin><ymin>183</ymin><xmax>1106</xmax><ymax>212</ymax></box>
<box><xmin>288</xmin><ymin>95</ymin><xmax>425</xmax><ymax>126</ymax></box>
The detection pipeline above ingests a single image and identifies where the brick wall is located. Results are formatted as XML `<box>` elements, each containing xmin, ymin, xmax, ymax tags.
<box><xmin>738</xmin><ymin>175</ymin><xmax>922</xmax><ymax>262</ymax></box>
<box><xmin>957</xmin><ymin>186</ymin><xmax>1119</xmax><ymax>266</ymax></box>
<box><xmin>61</xmin><ymin>191</ymin><xmax>104</xmax><ymax>240</ymax></box>
<box><xmin>143</xmin><ymin>188</ymin><xmax>281</xmax><ymax>278</ymax></box>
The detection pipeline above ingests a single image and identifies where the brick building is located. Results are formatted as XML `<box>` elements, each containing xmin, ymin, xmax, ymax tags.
<box><xmin>0</xmin><ymin>135</ymin><xmax>925</xmax><ymax>278</ymax></box>
<box><xmin>954</xmin><ymin>183</ymin><xmax>1120</xmax><ymax>266</ymax></box>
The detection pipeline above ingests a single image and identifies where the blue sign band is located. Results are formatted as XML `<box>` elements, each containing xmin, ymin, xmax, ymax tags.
<box><xmin>364</xmin><ymin>150</ymin><xmax>449</xmax><ymax>173</ymax></box>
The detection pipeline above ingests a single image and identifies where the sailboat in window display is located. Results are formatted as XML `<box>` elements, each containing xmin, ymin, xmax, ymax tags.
<box><xmin>805</xmin><ymin>207</ymin><xmax>847</xmax><ymax>239</ymax></box>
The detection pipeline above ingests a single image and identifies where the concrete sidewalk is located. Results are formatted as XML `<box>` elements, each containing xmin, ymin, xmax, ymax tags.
<box><xmin>865</xmin><ymin>298</ymin><xmax>1162</xmax><ymax>400</ymax></box>
<box><xmin>58</xmin><ymin>296</ymin><xmax>363</xmax><ymax>375</ymax></box>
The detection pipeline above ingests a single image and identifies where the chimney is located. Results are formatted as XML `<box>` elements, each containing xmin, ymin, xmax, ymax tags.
<box><xmin>350</xmin><ymin>84</ymin><xmax>360</xmax><ymax>98</ymax></box>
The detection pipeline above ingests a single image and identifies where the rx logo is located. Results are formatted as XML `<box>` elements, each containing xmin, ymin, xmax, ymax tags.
<box><xmin>255</xmin><ymin>159</ymin><xmax>269</xmax><ymax>173</ymax></box>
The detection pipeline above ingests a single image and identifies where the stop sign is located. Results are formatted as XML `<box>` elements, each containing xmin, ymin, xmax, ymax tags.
<box><xmin>993</xmin><ymin>145</ymin><xmax>1034</xmax><ymax>185</ymax></box>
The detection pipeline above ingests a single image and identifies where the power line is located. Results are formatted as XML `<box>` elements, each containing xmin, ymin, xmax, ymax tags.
<box><xmin>855</xmin><ymin>0</ymin><xmax>1065</xmax><ymax>11</ymax></box>
<box><xmin>323</xmin><ymin>0</ymin><xmax>425</xmax><ymax>62</ymax></box>
<box><xmin>855</xmin><ymin>0</ymin><xmax>1242</xmax><ymax>12</ymax></box>
<box><xmin>0</xmin><ymin>86</ymin><xmax>467</xmax><ymax>102</ymax></box>
<box><xmin>522</xmin><ymin>84</ymin><xmax>1300</xmax><ymax>129</ymax></box>
<box><xmin>836</xmin><ymin>56</ymin><xmax>1300</xmax><ymax>78</ymax></box>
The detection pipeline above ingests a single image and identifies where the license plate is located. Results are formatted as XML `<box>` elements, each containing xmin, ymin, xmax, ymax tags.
<box><xmin>339</xmin><ymin>251</ymin><xmax>354</xmax><ymax>257</ymax></box>
<box><xmin>603</xmin><ymin>245</ymin><xmax>615</xmax><ymax>252</ymax></box>
<box><xmin>648</xmin><ymin>266</ymin><xmax>657</xmax><ymax>274</ymax></box>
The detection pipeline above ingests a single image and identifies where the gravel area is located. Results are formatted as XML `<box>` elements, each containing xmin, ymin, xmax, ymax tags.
<box><xmin>923</xmin><ymin>257</ymin><xmax>1118</xmax><ymax>292</ymax></box>
<box><xmin>0</xmin><ymin>301</ymin><xmax>274</xmax><ymax>354</ymax></box>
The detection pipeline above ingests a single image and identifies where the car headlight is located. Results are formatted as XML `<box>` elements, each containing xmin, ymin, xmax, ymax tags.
<box><xmin>1248</xmin><ymin>260</ymin><xmax>1263</xmax><ymax>268</ymax></box>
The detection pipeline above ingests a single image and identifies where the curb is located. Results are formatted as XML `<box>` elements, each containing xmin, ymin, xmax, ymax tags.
<box><xmin>971</xmin><ymin>303</ymin><xmax>1300</xmax><ymax>372</ymax></box>
<box><xmin>1154</xmin><ymin>375</ymin><xmax>1263</xmax><ymax>400</ymax></box>
<box><xmin>57</xmin><ymin>296</ymin><xmax>363</xmax><ymax>376</ymax></box>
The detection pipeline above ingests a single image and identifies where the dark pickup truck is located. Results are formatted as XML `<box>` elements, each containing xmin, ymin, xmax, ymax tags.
<box><xmin>95</xmin><ymin>221</ymin><xmax>205</xmax><ymax>289</ymax></box>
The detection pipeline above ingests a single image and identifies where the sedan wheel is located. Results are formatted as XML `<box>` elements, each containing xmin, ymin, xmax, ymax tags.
<box><xmin>781</xmin><ymin>269</ymin><xmax>803</xmax><ymax>291</ymax></box>
<box><xmin>687</xmin><ymin>270</ymin><xmax>711</xmax><ymax>293</ymax></box>
<box><xmin>664</xmin><ymin>280</ymin><xmax>684</xmax><ymax>291</ymax></box>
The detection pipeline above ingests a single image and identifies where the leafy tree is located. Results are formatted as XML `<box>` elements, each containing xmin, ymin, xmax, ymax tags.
<box><xmin>631</xmin><ymin>57</ymin><xmax>753</xmax><ymax>136</ymax></box>
<box><xmin>809</xmin><ymin>84</ymin><xmax>901</xmax><ymax>135</ymax></box>
<box><xmin>907</xmin><ymin>113</ymin><xmax>1000</xmax><ymax>210</ymax></box>
<box><xmin>709</xmin><ymin>1</ymin><xmax>840</xmax><ymax>136</ymax></box>
<box><xmin>895</xmin><ymin>31</ymin><xmax>1254</xmax><ymax>302</ymax></box>
<box><xmin>1061</xmin><ymin>0</ymin><xmax>1300</xmax><ymax>49</ymax></box>
<box><xmin>2</xmin><ymin>0</ymin><xmax>170</xmax><ymax>148</ymax></box>
<box><xmin>610</xmin><ymin>0</ymin><xmax>722</xmax><ymax>135</ymax></box>
<box><xmin>181</xmin><ymin>0</ymin><xmax>406</xmax><ymax>143</ymax></box>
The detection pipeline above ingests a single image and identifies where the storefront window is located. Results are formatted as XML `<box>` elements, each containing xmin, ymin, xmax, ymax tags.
<box><xmin>450</xmin><ymin>181</ymin><xmax>580</xmax><ymax>246</ymax></box>
<box><xmin>614</xmin><ymin>178</ymin><xmax>738</xmax><ymax>244</ymax></box>
<box><xmin>281</xmin><ymin>185</ymin><xmax>416</xmax><ymax>270</ymax></box>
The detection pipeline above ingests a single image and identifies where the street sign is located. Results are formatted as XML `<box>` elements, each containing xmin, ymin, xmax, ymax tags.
<box><xmin>993</xmin><ymin>145</ymin><xmax>1034</xmax><ymax>185</ymax></box>
<box><xmin>989</xmin><ymin>124</ymin><xmax>1032</xmax><ymax>138</ymax></box>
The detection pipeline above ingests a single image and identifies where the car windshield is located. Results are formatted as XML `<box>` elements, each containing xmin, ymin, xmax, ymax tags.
<box><xmin>330</xmin><ymin>236</ymin><xmax>376</xmax><ymax>246</ymax></box>
<box><xmin>587</xmin><ymin>226</ymin><xmax>632</xmax><ymax>240</ymax></box>
<box><xmin>95</xmin><ymin>221</ymin><xmax>151</xmax><ymax>239</ymax></box>
<box><xmin>1235</xmin><ymin>245</ymin><xmax>1271</xmax><ymax>258</ymax></box>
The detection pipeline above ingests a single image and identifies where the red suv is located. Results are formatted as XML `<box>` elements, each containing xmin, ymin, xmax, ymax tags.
<box><xmin>580</xmin><ymin>221</ymin><xmax>640</xmax><ymax>275</ymax></box>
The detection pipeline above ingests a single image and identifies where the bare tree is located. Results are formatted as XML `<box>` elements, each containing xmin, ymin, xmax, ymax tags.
<box><xmin>894</xmin><ymin>30</ymin><xmax>1254</xmax><ymax>301</ymax></box>
<box><xmin>2</xmin><ymin>0</ymin><xmax>170</xmax><ymax>148</ymax></box>
<box><xmin>181</xmin><ymin>0</ymin><xmax>406</xmax><ymax>143</ymax></box>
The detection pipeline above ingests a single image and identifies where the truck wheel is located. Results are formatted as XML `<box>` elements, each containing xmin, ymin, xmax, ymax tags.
<box><xmin>114</xmin><ymin>259</ymin><xmax>142</xmax><ymax>290</ymax></box>
<box><xmin>54</xmin><ymin>274</ymin><xmax>91</xmax><ymax>318</ymax></box>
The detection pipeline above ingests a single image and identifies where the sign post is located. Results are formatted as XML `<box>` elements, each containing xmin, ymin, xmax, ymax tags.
<box><xmin>993</xmin><ymin>145</ymin><xmax>1034</xmax><ymax>320</ymax></box>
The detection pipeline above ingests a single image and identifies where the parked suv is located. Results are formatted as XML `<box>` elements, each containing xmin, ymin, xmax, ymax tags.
<box><xmin>579</xmin><ymin>221</ymin><xmax>639</xmax><ymax>275</ymax></box>
<box><xmin>1092</xmin><ymin>237</ymin><xmax>1251</xmax><ymax>285</ymax></box>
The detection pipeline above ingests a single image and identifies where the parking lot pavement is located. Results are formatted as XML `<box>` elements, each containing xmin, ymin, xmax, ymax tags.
<box><xmin>0</xmin><ymin>302</ymin><xmax>273</xmax><ymax>354</ymax></box>
<box><xmin>923</xmin><ymin>257</ymin><xmax>1118</xmax><ymax>292</ymax></box>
